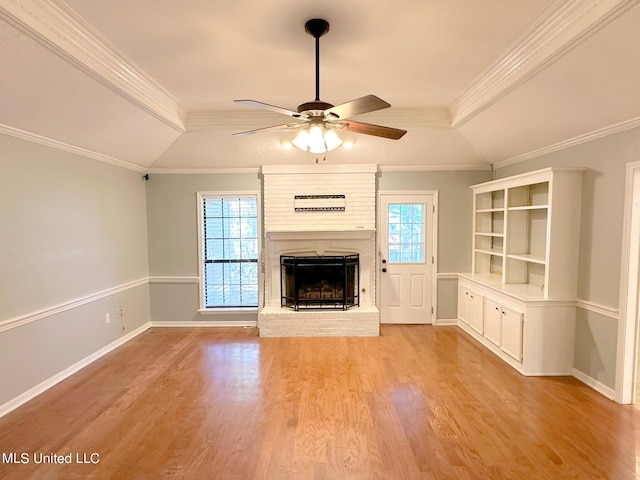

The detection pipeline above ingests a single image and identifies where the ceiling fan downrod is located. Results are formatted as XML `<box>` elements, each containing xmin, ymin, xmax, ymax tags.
<box><xmin>305</xmin><ymin>19</ymin><xmax>330</xmax><ymax>103</ymax></box>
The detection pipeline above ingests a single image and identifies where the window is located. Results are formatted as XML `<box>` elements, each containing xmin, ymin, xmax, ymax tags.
<box><xmin>387</xmin><ymin>203</ymin><xmax>425</xmax><ymax>263</ymax></box>
<box><xmin>199</xmin><ymin>193</ymin><xmax>260</xmax><ymax>309</ymax></box>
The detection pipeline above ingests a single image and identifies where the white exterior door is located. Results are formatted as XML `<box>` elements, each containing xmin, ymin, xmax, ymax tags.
<box><xmin>379</xmin><ymin>192</ymin><xmax>436</xmax><ymax>324</ymax></box>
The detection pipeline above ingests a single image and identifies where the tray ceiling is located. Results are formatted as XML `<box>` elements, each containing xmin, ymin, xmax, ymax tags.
<box><xmin>1</xmin><ymin>0</ymin><xmax>639</xmax><ymax>171</ymax></box>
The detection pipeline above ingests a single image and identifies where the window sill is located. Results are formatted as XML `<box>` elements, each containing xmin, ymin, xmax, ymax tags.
<box><xmin>198</xmin><ymin>308</ymin><xmax>258</xmax><ymax>315</ymax></box>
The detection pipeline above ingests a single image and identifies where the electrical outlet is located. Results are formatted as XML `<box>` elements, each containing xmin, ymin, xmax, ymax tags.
<box><xmin>105</xmin><ymin>313</ymin><xmax>110</xmax><ymax>324</ymax></box>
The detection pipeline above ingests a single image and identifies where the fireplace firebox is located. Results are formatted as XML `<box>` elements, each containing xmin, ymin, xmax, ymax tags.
<box><xmin>280</xmin><ymin>254</ymin><xmax>359</xmax><ymax>310</ymax></box>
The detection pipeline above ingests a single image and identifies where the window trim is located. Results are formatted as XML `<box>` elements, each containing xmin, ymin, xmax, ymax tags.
<box><xmin>196</xmin><ymin>191</ymin><xmax>262</xmax><ymax>311</ymax></box>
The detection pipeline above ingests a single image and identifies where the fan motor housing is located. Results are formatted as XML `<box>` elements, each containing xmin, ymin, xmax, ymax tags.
<box><xmin>297</xmin><ymin>100</ymin><xmax>334</xmax><ymax>115</ymax></box>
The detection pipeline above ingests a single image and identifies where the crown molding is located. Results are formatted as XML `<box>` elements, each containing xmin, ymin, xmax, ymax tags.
<box><xmin>146</xmin><ymin>167</ymin><xmax>261</xmax><ymax>175</ymax></box>
<box><xmin>0</xmin><ymin>0</ymin><xmax>186</xmax><ymax>131</ymax></box>
<box><xmin>451</xmin><ymin>0</ymin><xmax>640</xmax><ymax>127</ymax></box>
<box><xmin>262</xmin><ymin>164</ymin><xmax>378</xmax><ymax>175</ymax></box>
<box><xmin>493</xmin><ymin>114</ymin><xmax>640</xmax><ymax>169</ymax></box>
<box><xmin>0</xmin><ymin>123</ymin><xmax>147</xmax><ymax>172</ymax></box>
<box><xmin>378</xmin><ymin>164</ymin><xmax>491</xmax><ymax>172</ymax></box>
<box><xmin>186</xmin><ymin>107</ymin><xmax>451</xmax><ymax>132</ymax></box>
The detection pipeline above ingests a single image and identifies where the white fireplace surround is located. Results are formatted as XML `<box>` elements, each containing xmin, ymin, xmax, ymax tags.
<box><xmin>259</xmin><ymin>229</ymin><xmax>379</xmax><ymax>337</ymax></box>
<box><xmin>259</xmin><ymin>164</ymin><xmax>380</xmax><ymax>337</ymax></box>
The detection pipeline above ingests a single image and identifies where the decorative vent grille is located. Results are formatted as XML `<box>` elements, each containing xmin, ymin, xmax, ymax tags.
<box><xmin>294</xmin><ymin>194</ymin><xmax>346</xmax><ymax>212</ymax></box>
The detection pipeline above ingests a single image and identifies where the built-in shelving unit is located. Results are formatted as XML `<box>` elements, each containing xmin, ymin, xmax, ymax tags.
<box><xmin>474</xmin><ymin>188</ymin><xmax>505</xmax><ymax>279</ymax></box>
<box><xmin>471</xmin><ymin>168</ymin><xmax>583</xmax><ymax>300</ymax></box>
<box><xmin>460</xmin><ymin>167</ymin><xmax>585</xmax><ymax>376</ymax></box>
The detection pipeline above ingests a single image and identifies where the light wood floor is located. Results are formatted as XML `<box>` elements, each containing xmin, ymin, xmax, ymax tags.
<box><xmin>1</xmin><ymin>325</ymin><xmax>638</xmax><ymax>479</ymax></box>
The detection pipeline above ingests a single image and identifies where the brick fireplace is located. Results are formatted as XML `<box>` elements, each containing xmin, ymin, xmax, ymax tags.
<box><xmin>259</xmin><ymin>164</ymin><xmax>380</xmax><ymax>337</ymax></box>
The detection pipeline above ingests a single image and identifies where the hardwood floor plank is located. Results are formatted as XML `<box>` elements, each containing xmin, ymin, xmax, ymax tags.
<box><xmin>1</xmin><ymin>325</ymin><xmax>639</xmax><ymax>479</ymax></box>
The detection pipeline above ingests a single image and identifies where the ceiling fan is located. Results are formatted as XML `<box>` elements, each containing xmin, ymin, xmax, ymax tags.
<box><xmin>233</xmin><ymin>18</ymin><xmax>407</xmax><ymax>154</ymax></box>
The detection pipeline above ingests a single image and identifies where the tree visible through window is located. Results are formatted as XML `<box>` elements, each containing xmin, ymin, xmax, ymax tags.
<box><xmin>387</xmin><ymin>203</ymin><xmax>425</xmax><ymax>263</ymax></box>
<box><xmin>201</xmin><ymin>195</ymin><xmax>259</xmax><ymax>308</ymax></box>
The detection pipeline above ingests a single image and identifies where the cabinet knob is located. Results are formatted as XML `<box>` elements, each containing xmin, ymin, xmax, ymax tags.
<box><xmin>382</xmin><ymin>268</ymin><xmax>387</xmax><ymax>273</ymax></box>
<box><xmin>495</xmin><ymin>307</ymin><xmax>499</xmax><ymax>311</ymax></box>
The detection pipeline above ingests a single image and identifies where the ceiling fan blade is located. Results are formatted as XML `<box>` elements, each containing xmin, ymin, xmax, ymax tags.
<box><xmin>233</xmin><ymin>122</ymin><xmax>308</xmax><ymax>136</ymax></box>
<box><xmin>324</xmin><ymin>95</ymin><xmax>391</xmax><ymax>120</ymax></box>
<box><xmin>234</xmin><ymin>100</ymin><xmax>308</xmax><ymax>119</ymax></box>
<box><xmin>342</xmin><ymin>120</ymin><xmax>407</xmax><ymax>140</ymax></box>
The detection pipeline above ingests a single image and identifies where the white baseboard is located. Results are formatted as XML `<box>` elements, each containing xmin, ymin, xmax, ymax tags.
<box><xmin>150</xmin><ymin>321</ymin><xmax>258</xmax><ymax>328</ymax></box>
<box><xmin>572</xmin><ymin>368</ymin><xmax>616</xmax><ymax>401</ymax></box>
<box><xmin>0</xmin><ymin>322</ymin><xmax>151</xmax><ymax>419</ymax></box>
<box><xmin>435</xmin><ymin>318</ymin><xmax>458</xmax><ymax>325</ymax></box>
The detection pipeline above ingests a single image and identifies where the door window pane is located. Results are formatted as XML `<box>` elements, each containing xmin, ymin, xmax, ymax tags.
<box><xmin>388</xmin><ymin>203</ymin><xmax>425</xmax><ymax>263</ymax></box>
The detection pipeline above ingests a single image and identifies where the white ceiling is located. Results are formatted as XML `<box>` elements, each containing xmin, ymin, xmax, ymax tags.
<box><xmin>1</xmin><ymin>0</ymin><xmax>639</xmax><ymax>171</ymax></box>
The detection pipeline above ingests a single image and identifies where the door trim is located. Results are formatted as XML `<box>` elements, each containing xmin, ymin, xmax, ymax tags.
<box><xmin>377</xmin><ymin>190</ymin><xmax>439</xmax><ymax>324</ymax></box>
<box><xmin>617</xmin><ymin>160</ymin><xmax>640</xmax><ymax>404</ymax></box>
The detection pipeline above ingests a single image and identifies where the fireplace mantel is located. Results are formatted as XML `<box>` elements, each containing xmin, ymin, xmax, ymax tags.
<box><xmin>265</xmin><ymin>229</ymin><xmax>375</xmax><ymax>244</ymax></box>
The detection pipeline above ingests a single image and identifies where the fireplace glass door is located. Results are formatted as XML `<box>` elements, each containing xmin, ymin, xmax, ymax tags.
<box><xmin>280</xmin><ymin>254</ymin><xmax>359</xmax><ymax>310</ymax></box>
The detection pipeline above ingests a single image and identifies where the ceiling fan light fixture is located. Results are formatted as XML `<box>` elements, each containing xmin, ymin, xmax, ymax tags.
<box><xmin>324</xmin><ymin>129</ymin><xmax>343</xmax><ymax>151</ymax></box>
<box><xmin>291</xmin><ymin>125</ymin><xmax>343</xmax><ymax>153</ymax></box>
<box><xmin>291</xmin><ymin>129</ymin><xmax>310</xmax><ymax>151</ymax></box>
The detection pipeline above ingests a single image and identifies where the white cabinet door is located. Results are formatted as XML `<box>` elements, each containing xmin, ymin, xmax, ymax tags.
<box><xmin>501</xmin><ymin>306</ymin><xmax>524</xmax><ymax>361</ymax></box>
<box><xmin>458</xmin><ymin>286</ymin><xmax>470</xmax><ymax>324</ymax></box>
<box><xmin>484</xmin><ymin>297</ymin><xmax>502</xmax><ymax>346</ymax></box>
<box><xmin>468</xmin><ymin>291</ymin><xmax>484</xmax><ymax>334</ymax></box>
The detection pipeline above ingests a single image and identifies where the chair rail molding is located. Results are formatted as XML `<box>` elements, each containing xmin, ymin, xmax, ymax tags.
<box><xmin>0</xmin><ymin>278</ymin><xmax>148</xmax><ymax>333</ymax></box>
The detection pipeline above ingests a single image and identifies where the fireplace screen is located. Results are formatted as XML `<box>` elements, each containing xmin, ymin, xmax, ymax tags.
<box><xmin>281</xmin><ymin>254</ymin><xmax>359</xmax><ymax>310</ymax></box>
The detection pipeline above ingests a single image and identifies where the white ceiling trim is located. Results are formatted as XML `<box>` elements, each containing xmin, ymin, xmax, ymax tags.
<box><xmin>493</xmin><ymin>115</ymin><xmax>640</xmax><ymax>169</ymax></box>
<box><xmin>146</xmin><ymin>167</ymin><xmax>261</xmax><ymax>175</ymax></box>
<box><xmin>146</xmin><ymin>165</ymin><xmax>491</xmax><ymax>174</ymax></box>
<box><xmin>0</xmin><ymin>123</ymin><xmax>147</xmax><ymax>173</ymax></box>
<box><xmin>0</xmin><ymin>0</ymin><xmax>186</xmax><ymax>132</ymax></box>
<box><xmin>378</xmin><ymin>165</ymin><xmax>491</xmax><ymax>172</ymax></box>
<box><xmin>186</xmin><ymin>108</ymin><xmax>451</xmax><ymax>132</ymax></box>
<box><xmin>451</xmin><ymin>0</ymin><xmax>640</xmax><ymax>127</ymax></box>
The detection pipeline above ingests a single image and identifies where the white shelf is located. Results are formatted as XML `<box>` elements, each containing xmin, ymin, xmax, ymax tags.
<box><xmin>476</xmin><ymin>208</ymin><xmax>505</xmax><ymax>213</ymax></box>
<box><xmin>507</xmin><ymin>253</ymin><xmax>546</xmax><ymax>265</ymax></box>
<box><xmin>458</xmin><ymin>273</ymin><xmax>545</xmax><ymax>301</ymax></box>
<box><xmin>476</xmin><ymin>248</ymin><xmax>504</xmax><ymax>256</ymax></box>
<box><xmin>507</xmin><ymin>205</ymin><xmax>549</xmax><ymax>211</ymax></box>
<box><xmin>475</xmin><ymin>232</ymin><xmax>504</xmax><ymax>238</ymax></box>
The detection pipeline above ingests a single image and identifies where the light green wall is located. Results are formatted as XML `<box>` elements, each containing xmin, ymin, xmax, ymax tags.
<box><xmin>1</xmin><ymin>137</ymin><xmax>149</xmax><ymax>320</ymax></box>
<box><xmin>378</xmin><ymin>169</ymin><xmax>492</xmax><ymax>320</ymax></box>
<box><xmin>496</xmin><ymin>126</ymin><xmax>640</xmax><ymax>388</ymax></box>
<box><xmin>145</xmin><ymin>172</ymin><xmax>261</xmax><ymax>323</ymax></box>
<box><xmin>0</xmin><ymin>134</ymin><xmax>150</xmax><ymax>406</ymax></box>
<box><xmin>145</xmin><ymin>169</ymin><xmax>490</xmax><ymax>323</ymax></box>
